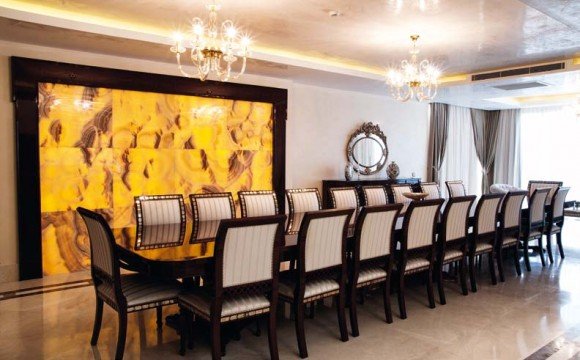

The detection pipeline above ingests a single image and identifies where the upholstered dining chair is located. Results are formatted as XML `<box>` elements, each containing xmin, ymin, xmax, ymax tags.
<box><xmin>521</xmin><ymin>188</ymin><xmax>550</xmax><ymax>271</ymax></box>
<box><xmin>544</xmin><ymin>187</ymin><xmax>570</xmax><ymax>262</ymax></box>
<box><xmin>329</xmin><ymin>187</ymin><xmax>360</xmax><ymax>226</ymax></box>
<box><xmin>528</xmin><ymin>180</ymin><xmax>562</xmax><ymax>206</ymax></box>
<box><xmin>396</xmin><ymin>199</ymin><xmax>444</xmax><ymax>319</ymax></box>
<box><xmin>446</xmin><ymin>180</ymin><xmax>467</xmax><ymax>198</ymax></box>
<box><xmin>496</xmin><ymin>191</ymin><xmax>527</xmax><ymax>281</ymax></box>
<box><xmin>435</xmin><ymin>195</ymin><xmax>476</xmax><ymax>304</ymax></box>
<box><xmin>178</xmin><ymin>214</ymin><xmax>286</xmax><ymax>360</ymax></box>
<box><xmin>279</xmin><ymin>208</ymin><xmax>354</xmax><ymax>359</ymax></box>
<box><xmin>389</xmin><ymin>184</ymin><xmax>413</xmax><ymax>213</ymax></box>
<box><xmin>420</xmin><ymin>182</ymin><xmax>442</xmax><ymax>200</ymax></box>
<box><xmin>468</xmin><ymin>194</ymin><xmax>503</xmax><ymax>292</ymax></box>
<box><xmin>361</xmin><ymin>185</ymin><xmax>389</xmax><ymax>206</ymax></box>
<box><xmin>77</xmin><ymin>207</ymin><xmax>182</xmax><ymax>360</ymax></box>
<box><xmin>134</xmin><ymin>194</ymin><xmax>186</xmax><ymax>249</ymax></box>
<box><xmin>349</xmin><ymin>203</ymin><xmax>403</xmax><ymax>336</ymax></box>
<box><xmin>285</xmin><ymin>188</ymin><xmax>322</xmax><ymax>234</ymax></box>
<box><xmin>238</xmin><ymin>190</ymin><xmax>279</xmax><ymax>217</ymax></box>
<box><xmin>190</xmin><ymin>192</ymin><xmax>235</xmax><ymax>241</ymax></box>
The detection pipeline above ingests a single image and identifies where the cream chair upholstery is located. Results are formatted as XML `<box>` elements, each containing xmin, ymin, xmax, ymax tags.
<box><xmin>446</xmin><ymin>180</ymin><xmax>467</xmax><ymax>198</ymax></box>
<box><xmin>238</xmin><ymin>190</ymin><xmax>279</xmax><ymax>217</ymax></box>
<box><xmin>190</xmin><ymin>193</ymin><xmax>235</xmax><ymax>241</ymax></box>
<box><xmin>528</xmin><ymin>180</ymin><xmax>562</xmax><ymax>205</ymax></box>
<box><xmin>420</xmin><ymin>182</ymin><xmax>441</xmax><ymax>200</ymax></box>
<box><xmin>286</xmin><ymin>188</ymin><xmax>322</xmax><ymax>213</ymax></box>
<box><xmin>390</xmin><ymin>184</ymin><xmax>413</xmax><ymax>213</ymax></box>
<box><xmin>329</xmin><ymin>187</ymin><xmax>359</xmax><ymax>225</ymax></box>
<box><xmin>362</xmin><ymin>185</ymin><xmax>389</xmax><ymax>206</ymax></box>
<box><xmin>544</xmin><ymin>187</ymin><xmax>570</xmax><ymax>263</ymax></box>
<box><xmin>497</xmin><ymin>191</ymin><xmax>527</xmax><ymax>281</ymax></box>
<box><xmin>134</xmin><ymin>194</ymin><xmax>186</xmax><ymax>249</ymax></box>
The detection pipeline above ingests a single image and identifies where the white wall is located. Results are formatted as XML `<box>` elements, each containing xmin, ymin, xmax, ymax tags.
<box><xmin>0</xmin><ymin>40</ymin><xmax>429</xmax><ymax>282</ymax></box>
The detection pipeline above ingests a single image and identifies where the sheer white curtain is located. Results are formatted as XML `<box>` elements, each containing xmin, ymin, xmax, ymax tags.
<box><xmin>520</xmin><ymin>105</ymin><xmax>580</xmax><ymax>200</ymax></box>
<box><xmin>439</xmin><ymin>105</ymin><xmax>482</xmax><ymax>196</ymax></box>
<box><xmin>494</xmin><ymin>109</ymin><xmax>521</xmax><ymax>186</ymax></box>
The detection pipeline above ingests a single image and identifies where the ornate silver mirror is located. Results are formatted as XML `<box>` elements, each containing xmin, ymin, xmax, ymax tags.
<box><xmin>346</xmin><ymin>122</ymin><xmax>388</xmax><ymax>175</ymax></box>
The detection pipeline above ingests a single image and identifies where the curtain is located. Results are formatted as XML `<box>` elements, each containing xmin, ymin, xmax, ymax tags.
<box><xmin>427</xmin><ymin>103</ymin><xmax>449</xmax><ymax>183</ymax></box>
<box><xmin>493</xmin><ymin>109</ymin><xmax>521</xmax><ymax>186</ymax></box>
<box><xmin>471</xmin><ymin>109</ymin><xmax>500</xmax><ymax>194</ymax></box>
<box><xmin>520</xmin><ymin>105</ymin><xmax>580</xmax><ymax>200</ymax></box>
<box><xmin>440</xmin><ymin>105</ymin><xmax>482</xmax><ymax>196</ymax></box>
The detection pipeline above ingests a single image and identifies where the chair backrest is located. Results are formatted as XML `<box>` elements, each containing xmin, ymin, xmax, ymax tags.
<box><xmin>420</xmin><ymin>182</ymin><xmax>441</xmax><ymax>200</ymax></box>
<box><xmin>551</xmin><ymin>187</ymin><xmax>570</xmax><ymax>220</ymax></box>
<box><xmin>354</xmin><ymin>204</ymin><xmax>403</xmax><ymax>261</ymax></box>
<box><xmin>298</xmin><ymin>209</ymin><xmax>353</xmax><ymax>273</ymax></box>
<box><xmin>238</xmin><ymin>190</ymin><xmax>279</xmax><ymax>218</ymax></box>
<box><xmin>446</xmin><ymin>180</ymin><xmax>467</xmax><ymax>198</ymax></box>
<box><xmin>134</xmin><ymin>194</ymin><xmax>186</xmax><ymax>226</ymax></box>
<box><xmin>528</xmin><ymin>180</ymin><xmax>562</xmax><ymax>205</ymax></box>
<box><xmin>500</xmin><ymin>191</ymin><xmax>527</xmax><ymax>231</ymax></box>
<box><xmin>529</xmin><ymin>188</ymin><xmax>550</xmax><ymax>225</ymax></box>
<box><xmin>286</xmin><ymin>188</ymin><xmax>322</xmax><ymax>214</ymax></box>
<box><xmin>190</xmin><ymin>193</ymin><xmax>235</xmax><ymax>240</ymax></box>
<box><xmin>441</xmin><ymin>196</ymin><xmax>476</xmax><ymax>243</ymax></box>
<box><xmin>402</xmin><ymin>199</ymin><xmax>444</xmax><ymax>250</ymax></box>
<box><xmin>390</xmin><ymin>184</ymin><xmax>413</xmax><ymax>213</ymax></box>
<box><xmin>362</xmin><ymin>185</ymin><xmax>389</xmax><ymax>206</ymax></box>
<box><xmin>213</xmin><ymin>215</ymin><xmax>286</xmax><ymax>292</ymax></box>
<box><xmin>473</xmin><ymin>194</ymin><xmax>504</xmax><ymax>236</ymax></box>
<box><xmin>329</xmin><ymin>187</ymin><xmax>359</xmax><ymax>225</ymax></box>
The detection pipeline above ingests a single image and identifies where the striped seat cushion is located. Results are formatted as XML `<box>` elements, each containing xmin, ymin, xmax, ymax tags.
<box><xmin>444</xmin><ymin>249</ymin><xmax>464</xmax><ymax>261</ymax></box>
<box><xmin>547</xmin><ymin>225</ymin><xmax>561</xmax><ymax>234</ymax></box>
<box><xmin>503</xmin><ymin>237</ymin><xmax>518</xmax><ymax>246</ymax></box>
<box><xmin>178</xmin><ymin>292</ymin><xmax>270</xmax><ymax>322</ymax></box>
<box><xmin>357</xmin><ymin>267</ymin><xmax>387</xmax><ymax>286</ymax></box>
<box><xmin>97</xmin><ymin>274</ymin><xmax>181</xmax><ymax>312</ymax></box>
<box><xmin>405</xmin><ymin>257</ymin><xmax>430</xmax><ymax>272</ymax></box>
<box><xmin>521</xmin><ymin>230</ymin><xmax>542</xmax><ymax>239</ymax></box>
<box><xmin>279</xmin><ymin>278</ymin><xmax>340</xmax><ymax>301</ymax></box>
<box><xmin>475</xmin><ymin>242</ymin><xmax>493</xmax><ymax>253</ymax></box>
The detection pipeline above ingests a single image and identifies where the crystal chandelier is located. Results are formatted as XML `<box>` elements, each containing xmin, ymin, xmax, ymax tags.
<box><xmin>386</xmin><ymin>35</ymin><xmax>440</xmax><ymax>102</ymax></box>
<box><xmin>170</xmin><ymin>3</ymin><xmax>251</xmax><ymax>82</ymax></box>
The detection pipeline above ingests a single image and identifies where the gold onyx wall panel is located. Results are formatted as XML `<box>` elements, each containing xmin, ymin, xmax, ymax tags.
<box><xmin>39</xmin><ymin>83</ymin><xmax>274</xmax><ymax>275</ymax></box>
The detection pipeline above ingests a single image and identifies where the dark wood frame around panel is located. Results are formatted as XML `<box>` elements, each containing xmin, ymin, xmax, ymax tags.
<box><xmin>11</xmin><ymin>56</ymin><xmax>287</xmax><ymax>280</ymax></box>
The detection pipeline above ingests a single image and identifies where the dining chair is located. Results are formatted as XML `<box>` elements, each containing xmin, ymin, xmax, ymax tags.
<box><xmin>435</xmin><ymin>195</ymin><xmax>476</xmax><ymax>304</ymax></box>
<box><xmin>496</xmin><ymin>191</ymin><xmax>527</xmax><ymax>281</ymax></box>
<box><xmin>389</xmin><ymin>184</ymin><xmax>413</xmax><ymax>213</ymax></box>
<box><xmin>279</xmin><ymin>208</ymin><xmax>354</xmax><ymax>359</ymax></box>
<box><xmin>77</xmin><ymin>207</ymin><xmax>182</xmax><ymax>360</ymax></box>
<box><xmin>238</xmin><ymin>190</ymin><xmax>279</xmax><ymax>217</ymax></box>
<box><xmin>349</xmin><ymin>203</ymin><xmax>403</xmax><ymax>336</ymax></box>
<box><xmin>361</xmin><ymin>185</ymin><xmax>389</xmax><ymax>206</ymax></box>
<box><xmin>544</xmin><ymin>187</ymin><xmax>570</xmax><ymax>262</ymax></box>
<box><xmin>285</xmin><ymin>188</ymin><xmax>322</xmax><ymax>234</ymax></box>
<box><xmin>396</xmin><ymin>199</ymin><xmax>444</xmax><ymax>319</ymax></box>
<box><xmin>527</xmin><ymin>180</ymin><xmax>562</xmax><ymax>206</ymax></box>
<box><xmin>134</xmin><ymin>194</ymin><xmax>186</xmax><ymax>249</ymax></box>
<box><xmin>178</xmin><ymin>215</ymin><xmax>286</xmax><ymax>360</ymax></box>
<box><xmin>329</xmin><ymin>187</ymin><xmax>359</xmax><ymax>226</ymax></box>
<box><xmin>446</xmin><ymin>180</ymin><xmax>467</xmax><ymax>198</ymax></box>
<box><xmin>420</xmin><ymin>182</ymin><xmax>442</xmax><ymax>200</ymax></box>
<box><xmin>190</xmin><ymin>192</ymin><xmax>235</xmax><ymax>241</ymax></box>
<box><xmin>521</xmin><ymin>188</ymin><xmax>550</xmax><ymax>271</ymax></box>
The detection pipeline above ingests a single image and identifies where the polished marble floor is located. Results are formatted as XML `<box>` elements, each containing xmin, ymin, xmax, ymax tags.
<box><xmin>2</xmin><ymin>218</ymin><xmax>580</xmax><ymax>360</ymax></box>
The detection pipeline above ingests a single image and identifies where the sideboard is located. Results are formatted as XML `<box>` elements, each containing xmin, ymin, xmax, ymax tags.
<box><xmin>321</xmin><ymin>178</ymin><xmax>421</xmax><ymax>208</ymax></box>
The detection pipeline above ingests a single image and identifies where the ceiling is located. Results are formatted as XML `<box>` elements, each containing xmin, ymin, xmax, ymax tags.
<box><xmin>0</xmin><ymin>0</ymin><xmax>579</xmax><ymax>109</ymax></box>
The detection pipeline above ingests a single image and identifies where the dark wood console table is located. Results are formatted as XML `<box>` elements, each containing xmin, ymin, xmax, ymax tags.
<box><xmin>322</xmin><ymin>178</ymin><xmax>421</xmax><ymax>208</ymax></box>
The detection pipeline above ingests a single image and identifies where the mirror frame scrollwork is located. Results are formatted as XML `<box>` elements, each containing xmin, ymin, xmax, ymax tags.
<box><xmin>346</xmin><ymin>122</ymin><xmax>388</xmax><ymax>175</ymax></box>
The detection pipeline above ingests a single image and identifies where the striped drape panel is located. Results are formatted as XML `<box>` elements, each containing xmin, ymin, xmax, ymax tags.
<box><xmin>304</xmin><ymin>215</ymin><xmax>348</xmax><ymax>272</ymax></box>
<box><xmin>407</xmin><ymin>205</ymin><xmax>439</xmax><ymax>249</ymax></box>
<box><xmin>359</xmin><ymin>210</ymin><xmax>397</xmax><ymax>260</ymax></box>
<box><xmin>530</xmin><ymin>192</ymin><xmax>549</xmax><ymax>223</ymax></box>
<box><xmin>222</xmin><ymin>223</ymin><xmax>279</xmax><ymax>288</ymax></box>
<box><xmin>83</xmin><ymin>217</ymin><xmax>115</xmax><ymax>276</ymax></box>
<box><xmin>445</xmin><ymin>201</ymin><xmax>471</xmax><ymax>241</ymax></box>
<box><xmin>242</xmin><ymin>194</ymin><xmax>277</xmax><ymax>217</ymax></box>
<box><xmin>504</xmin><ymin>194</ymin><xmax>526</xmax><ymax>228</ymax></box>
<box><xmin>197</xmin><ymin>197</ymin><xmax>234</xmax><ymax>221</ymax></box>
<box><xmin>290</xmin><ymin>192</ymin><xmax>321</xmax><ymax>212</ymax></box>
<box><xmin>553</xmin><ymin>189</ymin><xmax>569</xmax><ymax>217</ymax></box>
<box><xmin>421</xmin><ymin>184</ymin><xmax>441</xmax><ymax>200</ymax></box>
<box><xmin>141</xmin><ymin>199</ymin><xmax>182</xmax><ymax>225</ymax></box>
<box><xmin>476</xmin><ymin>198</ymin><xmax>501</xmax><ymax>234</ymax></box>
<box><xmin>363</xmin><ymin>188</ymin><xmax>389</xmax><ymax>206</ymax></box>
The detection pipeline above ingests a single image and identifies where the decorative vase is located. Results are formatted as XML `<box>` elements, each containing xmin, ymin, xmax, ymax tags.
<box><xmin>344</xmin><ymin>164</ymin><xmax>354</xmax><ymax>181</ymax></box>
<box><xmin>386</xmin><ymin>161</ymin><xmax>399</xmax><ymax>180</ymax></box>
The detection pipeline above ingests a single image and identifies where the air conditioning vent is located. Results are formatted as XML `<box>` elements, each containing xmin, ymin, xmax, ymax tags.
<box><xmin>471</xmin><ymin>62</ymin><xmax>565</xmax><ymax>81</ymax></box>
<box><xmin>492</xmin><ymin>81</ymin><xmax>549</xmax><ymax>91</ymax></box>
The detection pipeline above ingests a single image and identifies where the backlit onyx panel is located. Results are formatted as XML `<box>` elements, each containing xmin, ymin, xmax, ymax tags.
<box><xmin>38</xmin><ymin>83</ymin><xmax>274</xmax><ymax>275</ymax></box>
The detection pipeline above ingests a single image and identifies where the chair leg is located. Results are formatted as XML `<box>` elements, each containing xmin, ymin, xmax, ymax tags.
<box><xmin>513</xmin><ymin>247</ymin><xmax>522</xmax><ymax>276</ymax></box>
<box><xmin>156</xmin><ymin>306</ymin><xmax>163</xmax><ymax>330</ymax></box>
<box><xmin>557</xmin><ymin>232</ymin><xmax>565</xmax><ymax>259</ymax></box>
<box><xmin>349</xmin><ymin>286</ymin><xmax>360</xmax><ymax>337</ymax></box>
<box><xmin>91</xmin><ymin>298</ymin><xmax>104</xmax><ymax>346</ymax></box>
<box><xmin>426</xmin><ymin>269</ymin><xmax>436</xmax><ymax>309</ymax></box>
<box><xmin>397</xmin><ymin>273</ymin><xmax>407</xmax><ymax>319</ymax></box>
<box><xmin>252</xmin><ymin>320</ymin><xmax>261</xmax><ymax>337</ymax></box>
<box><xmin>211</xmin><ymin>317</ymin><xmax>221</xmax><ymax>360</ymax></box>
<box><xmin>489</xmin><ymin>252</ymin><xmax>497</xmax><ymax>285</ymax></box>
<box><xmin>383</xmin><ymin>276</ymin><xmax>393</xmax><ymax>324</ymax></box>
<box><xmin>459</xmin><ymin>258</ymin><xmax>468</xmax><ymax>295</ymax></box>
<box><xmin>308</xmin><ymin>303</ymin><xmax>315</xmax><ymax>319</ymax></box>
<box><xmin>115</xmin><ymin>311</ymin><xmax>127</xmax><ymax>360</ymax></box>
<box><xmin>546</xmin><ymin>234</ymin><xmax>554</xmax><ymax>264</ymax></box>
<box><xmin>497</xmin><ymin>248</ymin><xmax>505</xmax><ymax>283</ymax></box>
<box><xmin>469</xmin><ymin>253</ymin><xmax>477</xmax><ymax>292</ymax></box>
<box><xmin>524</xmin><ymin>240</ymin><xmax>531</xmax><ymax>271</ymax></box>
<box><xmin>267</xmin><ymin>311</ymin><xmax>279</xmax><ymax>360</ymax></box>
<box><xmin>477</xmin><ymin>254</ymin><xmax>483</xmax><ymax>270</ymax></box>
<box><xmin>538</xmin><ymin>237</ymin><xmax>546</xmax><ymax>267</ymax></box>
<box><xmin>437</xmin><ymin>262</ymin><xmax>446</xmax><ymax>305</ymax></box>
<box><xmin>294</xmin><ymin>302</ymin><xmax>308</xmax><ymax>359</ymax></box>
<box><xmin>337</xmin><ymin>291</ymin><xmax>349</xmax><ymax>342</ymax></box>
<box><xmin>179</xmin><ymin>308</ymin><xmax>188</xmax><ymax>356</ymax></box>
